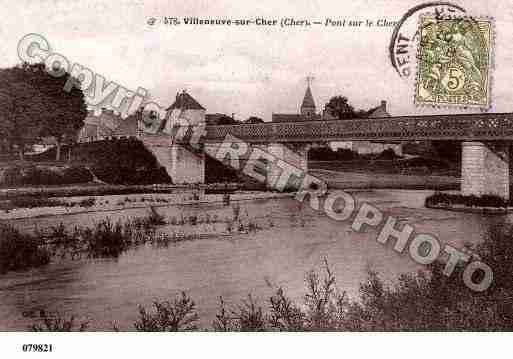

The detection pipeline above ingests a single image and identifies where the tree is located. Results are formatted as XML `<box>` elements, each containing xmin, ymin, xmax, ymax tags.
<box><xmin>431</xmin><ymin>140</ymin><xmax>461</xmax><ymax>163</ymax></box>
<box><xmin>245</xmin><ymin>116</ymin><xmax>264</xmax><ymax>124</ymax></box>
<box><xmin>0</xmin><ymin>68</ymin><xmax>46</xmax><ymax>160</ymax></box>
<box><xmin>216</xmin><ymin>115</ymin><xmax>238</xmax><ymax>125</ymax></box>
<box><xmin>25</xmin><ymin>63</ymin><xmax>87</xmax><ymax>161</ymax></box>
<box><xmin>0</xmin><ymin>63</ymin><xmax>86</xmax><ymax>161</ymax></box>
<box><xmin>324</xmin><ymin>96</ymin><xmax>357</xmax><ymax>120</ymax></box>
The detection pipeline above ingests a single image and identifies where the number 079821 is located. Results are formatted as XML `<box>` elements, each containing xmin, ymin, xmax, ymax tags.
<box><xmin>21</xmin><ymin>344</ymin><xmax>53</xmax><ymax>352</ymax></box>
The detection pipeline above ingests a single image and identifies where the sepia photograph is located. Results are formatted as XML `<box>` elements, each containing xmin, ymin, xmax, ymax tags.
<box><xmin>0</xmin><ymin>0</ymin><xmax>512</xmax><ymax>357</ymax></box>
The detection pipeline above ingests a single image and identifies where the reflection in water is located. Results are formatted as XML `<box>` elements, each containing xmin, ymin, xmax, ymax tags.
<box><xmin>0</xmin><ymin>190</ymin><xmax>507</xmax><ymax>330</ymax></box>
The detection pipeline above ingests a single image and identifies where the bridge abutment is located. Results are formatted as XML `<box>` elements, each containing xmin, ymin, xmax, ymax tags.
<box><xmin>461</xmin><ymin>141</ymin><xmax>510</xmax><ymax>200</ymax></box>
<box><xmin>169</xmin><ymin>144</ymin><xmax>205</xmax><ymax>184</ymax></box>
<box><xmin>141</xmin><ymin>136</ymin><xmax>205</xmax><ymax>184</ymax></box>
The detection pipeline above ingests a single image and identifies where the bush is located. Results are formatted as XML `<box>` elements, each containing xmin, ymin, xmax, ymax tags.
<box><xmin>82</xmin><ymin>219</ymin><xmax>131</xmax><ymax>258</ymax></box>
<box><xmin>9</xmin><ymin>196</ymin><xmax>66</xmax><ymax>209</ymax></box>
<box><xmin>134</xmin><ymin>292</ymin><xmax>199</xmax><ymax>331</ymax></box>
<box><xmin>0</xmin><ymin>165</ymin><xmax>93</xmax><ymax>187</ymax></box>
<box><xmin>61</xmin><ymin>166</ymin><xmax>93</xmax><ymax>183</ymax></box>
<box><xmin>76</xmin><ymin>197</ymin><xmax>96</xmax><ymax>208</ymax></box>
<box><xmin>0</xmin><ymin>224</ymin><xmax>50</xmax><ymax>273</ymax></box>
<box><xmin>426</xmin><ymin>192</ymin><xmax>510</xmax><ymax>208</ymax></box>
<box><xmin>30</xmin><ymin>310</ymin><xmax>88</xmax><ymax>332</ymax></box>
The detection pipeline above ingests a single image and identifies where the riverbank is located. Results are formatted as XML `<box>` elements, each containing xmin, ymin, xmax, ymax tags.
<box><xmin>0</xmin><ymin>169</ymin><xmax>461</xmax><ymax>220</ymax></box>
<box><xmin>0</xmin><ymin>182</ymin><xmax>250</xmax><ymax>200</ymax></box>
<box><xmin>311</xmin><ymin>169</ymin><xmax>459</xmax><ymax>190</ymax></box>
<box><xmin>425</xmin><ymin>192</ymin><xmax>513</xmax><ymax>214</ymax></box>
<box><xmin>0</xmin><ymin>191</ymin><xmax>294</xmax><ymax>220</ymax></box>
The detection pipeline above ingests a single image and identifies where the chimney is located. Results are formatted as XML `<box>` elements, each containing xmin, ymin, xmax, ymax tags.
<box><xmin>380</xmin><ymin>100</ymin><xmax>387</xmax><ymax>111</ymax></box>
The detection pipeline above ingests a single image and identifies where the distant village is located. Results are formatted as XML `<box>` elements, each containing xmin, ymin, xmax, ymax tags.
<box><xmin>68</xmin><ymin>82</ymin><xmax>402</xmax><ymax>157</ymax></box>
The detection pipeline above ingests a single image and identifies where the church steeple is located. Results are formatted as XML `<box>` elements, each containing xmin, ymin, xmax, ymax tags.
<box><xmin>300</xmin><ymin>77</ymin><xmax>316</xmax><ymax>118</ymax></box>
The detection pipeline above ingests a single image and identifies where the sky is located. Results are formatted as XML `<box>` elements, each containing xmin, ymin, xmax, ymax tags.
<box><xmin>1</xmin><ymin>0</ymin><xmax>512</xmax><ymax>121</ymax></box>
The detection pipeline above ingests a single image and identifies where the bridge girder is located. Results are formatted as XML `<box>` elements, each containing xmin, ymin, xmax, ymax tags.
<box><xmin>195</xmin><ymin>113</ymin><xmax>513</xmax><ymax>144</ymax></box>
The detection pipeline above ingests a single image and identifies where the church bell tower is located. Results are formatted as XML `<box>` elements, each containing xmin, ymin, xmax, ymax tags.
<box><xmin>300</xmin><ymin>76</ymin><xmax>316</xmax><ymax>118</ymax></box>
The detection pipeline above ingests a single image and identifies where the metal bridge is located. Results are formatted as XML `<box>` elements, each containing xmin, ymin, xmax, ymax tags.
<box><xmin>200</xmin><ymin>113</ymin><xmax>513</xmax><ymax>143</ymax></box>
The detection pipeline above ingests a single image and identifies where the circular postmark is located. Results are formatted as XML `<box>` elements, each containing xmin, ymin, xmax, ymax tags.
<box><xmin>389</xmin><ymin>1</ymin><xmax>466</xmax><ymax>78</ymax></box>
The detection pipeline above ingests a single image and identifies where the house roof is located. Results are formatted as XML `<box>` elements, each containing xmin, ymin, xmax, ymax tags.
<box><xmin>301</xmin><ymin>85</ymin><xmax>316</xmax><ymax>109</ymax></box>
<box><xmin>166</xmin><ymin>91</ymin><xmax>205</xmax><ymax>111</ymax></box>
<box><xmin>367</xmin><ymin>105</ymin><xmax>390</xmax><ymax>119</ymax></box>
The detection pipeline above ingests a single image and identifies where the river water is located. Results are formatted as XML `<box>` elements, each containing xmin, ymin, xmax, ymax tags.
<box><xmin>0</xmin><ymin>190</ymin><xmax>508</xmax><ymax>330</ymax></box>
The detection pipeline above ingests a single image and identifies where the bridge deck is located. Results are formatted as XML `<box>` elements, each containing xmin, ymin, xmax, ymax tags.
<box><xmin>198</xmin><ymin>113</ymin><xmax>513</xmax><ymax>143</ymax></box>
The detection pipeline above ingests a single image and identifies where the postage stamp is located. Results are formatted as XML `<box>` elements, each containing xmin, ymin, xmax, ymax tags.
<box><xmin>414</xmin><ymin>15</ymin><xmax>493</xmax><ymax>108</ymax></box>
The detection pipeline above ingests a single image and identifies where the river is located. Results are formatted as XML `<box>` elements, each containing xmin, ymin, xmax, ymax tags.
<box><xmin>0</xmin><ymin>190</ymin><xmax>507</xmax><ymax>330</ymax></box>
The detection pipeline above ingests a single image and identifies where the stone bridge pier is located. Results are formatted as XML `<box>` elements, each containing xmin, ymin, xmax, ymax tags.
<box><xmin>461</xmin><ymin>141</ymin><xmax>510</xmax><ymax>200</ymax></box>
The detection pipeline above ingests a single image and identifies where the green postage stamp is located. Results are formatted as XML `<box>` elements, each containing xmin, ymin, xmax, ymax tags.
<box><xmin>414</xmin><ymin>15</ymin><xmax>493</xmax><ymax>108</ymax></box>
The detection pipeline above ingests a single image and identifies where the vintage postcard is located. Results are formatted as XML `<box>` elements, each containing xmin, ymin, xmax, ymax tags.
<box><xmin>0</xmin><ymin>0</ymin><xmax>512</xmax><ymax>357</ymax></box>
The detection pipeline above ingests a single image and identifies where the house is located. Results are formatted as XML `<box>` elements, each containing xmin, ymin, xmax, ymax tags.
<box><xmin>330</xmin><ymin>100</ymin><xmax>403</xmax><ymax>156</ymax></box>
<box><xmin>111</xmin><ymin>112</ymin><xmax>140</xmax><ymax>139</ymax></box>
<box><xmin>346</xmin><ymin>101</ymin><xmax>402</xmax><ymax>156</ymax></box>
<box><xmin>77</xmin><ymin>108</ymin><xmax>123</xmax><ymax>143</ymax></box>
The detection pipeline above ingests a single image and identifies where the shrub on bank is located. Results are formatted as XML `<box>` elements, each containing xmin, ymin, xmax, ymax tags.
<box><xmin>0</xmin><ymin>165</ymin><xmax>93</xmax><ymax>187</ymax></box>
<box><xmin>0</xmin><ymin>196</ymin><xmax>96</xmax><ymax>211</ymax></box>
<box><xmin>134</xmin><ymin>292</ymin><xmax>199</xmax><ymax>331</ymax></box>
<box><xmin>426</xmin><ymin>192</ymin><xmax>511</xmax><ymax>208</ymax></box>
<box><xmin>30</xmin><ymin>310</ymin><xmax>88</xmax><ymax>332</ymax></box>
<box><xmin>0</xmin><ymin>224</ymin><xmax>50</xmax><ymax>273</ymax></box>
<box><xmin>82</xmin><ymin>219</ymin><xmax>131</xmax><ymax>258</ymax></box>
<box><xmin>8</xmin><ymin>196</ymin><xmax>67</xmax><ymax>209</ymax></box>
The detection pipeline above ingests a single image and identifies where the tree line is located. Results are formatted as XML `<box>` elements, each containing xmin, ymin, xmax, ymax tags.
<box><xmin>0</xmin><ymin>62</ymin><xmax>87</xmax><ymax>160</ymax></box>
